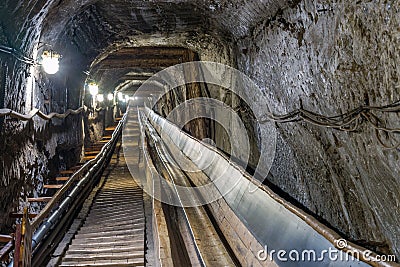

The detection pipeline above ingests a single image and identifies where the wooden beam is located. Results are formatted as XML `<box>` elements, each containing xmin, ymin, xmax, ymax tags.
<box><xmin>110</xmin><ymin>47</ymin><xmax>186</xmax><ymax>57</ymax></box>
<box><xmin>84</xmin><ymin>151</ymin><xmax>100</xmax><ymax>155</ymax></box>
<box><xmin>0</xmin><ymin>240</ymin><xmax>13</xmax><ymax>261</ymax></box>
<box><xmin>55</xmin><ymin>177</ymin><xmax>70</xmax><ymax>181</ymax></box>
<box><xmin>0</xmin><ymin>235</ymin><xmax>12</xmax><ymax>243</ymax></box>
<box><xmin>83</xmin><ymin>155</ymin><xmax>96</xmax><ymax>160</ymax></box>
<box><xmin>9</xmin><ymin>213</ymin><xmax>37</xmax><ymax>219</ymax></box>
<box><xmin>98</xmin><ymin>58</ymin><xmax>182</xmax><ymax>70</ymax></box>
<box><xmin>59</xmin><ymin>170</ymin><xmax>74</xmax><ymax>175</ymax></box>
<box><xmin>43</xmin><ymin>185</ymin><xmax>63</xmax><ymax>189</ymax></box>
<box><xmin>27</xmin><ymin>197</ymin><xmax>52</xmax><ymax>202</ymax></box>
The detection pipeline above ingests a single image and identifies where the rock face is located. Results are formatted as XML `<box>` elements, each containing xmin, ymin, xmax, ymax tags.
<box><xmin>0</xmin><ymin>0</ymin><xmax>399</xmax><ymax>259</ymax></box>
<box><xmin>235</xmin><ymin>0</ymin><xmax>400</xmax><ymax>256</ymax></box>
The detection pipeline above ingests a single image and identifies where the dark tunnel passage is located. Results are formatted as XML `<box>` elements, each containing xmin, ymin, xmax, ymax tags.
<box><xmin>0</xmin><ymin>0</ymin><xmax>399</xmax><ymax>266</ymax></box>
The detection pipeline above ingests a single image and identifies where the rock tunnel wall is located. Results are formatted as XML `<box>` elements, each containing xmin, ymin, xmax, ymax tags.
<box><xmin>0</xmin><ymin>1</ymin><xmax>84</xmax><ymax>232</ymax></box>
<box><xmin>233</xmin><ymin>0</ymin><xmax>400</xmax><ymax>257</ymax></box>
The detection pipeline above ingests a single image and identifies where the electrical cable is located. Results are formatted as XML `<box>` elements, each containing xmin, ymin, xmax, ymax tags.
<box><xmin>258</xmin><ymin>100</ymin><xmax>400</xmax><ymax>149</ymax></box>
<box><xmin>0</xmin><ymin>107</ymin><xmax>84</xmax><ymax>121</ymax></box>
<box><xmin>0</xmin><ymin>45</ymin><xmax>36</xmax><ymax>65</ymax></box>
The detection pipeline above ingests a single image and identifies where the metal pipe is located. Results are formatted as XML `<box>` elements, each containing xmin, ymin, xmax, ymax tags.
<box><xmin>8</xmin><ymin>112</ymin><xmax>126</xmax><ymax>267</ymax></box>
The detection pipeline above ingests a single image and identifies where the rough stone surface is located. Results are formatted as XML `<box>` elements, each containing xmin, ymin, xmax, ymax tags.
<box><xmin>235</xmin><ymin>0</ymin><xmax>400</xmax><ymax>257</ymax></box>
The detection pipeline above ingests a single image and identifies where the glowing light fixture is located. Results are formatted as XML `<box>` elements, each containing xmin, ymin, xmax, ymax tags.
<box><xmin>117</xmin><ymin>92</ymin><xmax>123</xmax><ymax>100</ymax></box>
<box><xmin>41</xmin><ymin>50</ymin><xmax>60</xmax><ymax>74</ymax></box>
<box><xmin>88</xmin><ymin>82</ymin><xmax>99</xmax><ymax>96</ymax></box>
<box><xmin>107</xmin><ymin>93</ymin><xmax>114</xmax><ymax>101</ymax></box>
<box><xmin>97</xmin><ymin>94</ymin><xmax>104</xmax><ymax>102</ymax></box>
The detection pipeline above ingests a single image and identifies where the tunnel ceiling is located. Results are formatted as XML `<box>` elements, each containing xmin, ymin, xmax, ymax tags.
<box><xmin>90</xmin><ymin>46</ymin><xmax>192</xmax><ymax>94</ymax></box>
<box><xmin>37</xmin><ymin>0</ymin><xmax>292</xmax><ymax>89</ymax></box>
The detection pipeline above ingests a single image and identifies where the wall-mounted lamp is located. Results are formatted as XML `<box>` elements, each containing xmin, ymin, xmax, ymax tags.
<box><xmin>117</xmin><ymin>92</ymin><xmax>123</xmax><ymax>101</ymax></box>
<box><xmin>107</xmin><ymin>93</ymin><xmax>114</xmax><ymax>101</ymax></box>
<box><xmin>88</xmin><ymin>82</ymin><xmax>99</xmax><ymax>96</ymax></box>
<box><xmin>41</xmin><ymin>50</ymin><xmax>60</xmax><ymax>74</ymax></box>
<box><xmin>97</xmin><ymin>94</ymin><xmax>104</xmax><ymax>102</ymax></box>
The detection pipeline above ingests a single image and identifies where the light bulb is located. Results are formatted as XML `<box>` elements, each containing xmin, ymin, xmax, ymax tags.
<box><xmin>107</xmin><ymin>93</ymin><xmax>113</xmax><ymax>101</ymax></box>
<box><xmin>42</xmin><ymin>51</ymin><xmax>60</xmax><ymax>74</ymax></box>
<box><xmin>117</xmin><ymin>92</ymin><xmax>123</xmax><ymax>100</ymax></box>
<box><xmin>97</xmin><ymin>94</ymin><xmax>104</xmax><ymax>102</ymax></box>
<box><xmin>88</xmin><ymin>83</ymin><xmax>99</xmax><ymax>96</ymax></box>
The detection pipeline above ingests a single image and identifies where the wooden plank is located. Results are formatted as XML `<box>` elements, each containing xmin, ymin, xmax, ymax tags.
<box><xmin>102</xmin><ymin>135</ymin><xmax>112</xmax><ymax>139</ymax></box>
<box><xmin>27</xmin><ymin>197</ymin><xmax>52</xmax><ymax>202</ymax></box>
<box><xmin>55</xmin><ymin>177</ymin><xmax>70</xmax><ymax>181</ymax></box>
<box><xmin>9</xmin><ymin>213</ymin><xmax>37</xmax><ymax>219</ymax></box>
<box><xmin>59</xmin><ymin>170</ymin><xmax>74</xmax><ymax>175</ymax></box>
<box><xmin>105</xmin><ymin>127</ymin><xmax>116</xmax><ymax>131</ymax></box>
<box><xmin>85</xmin><ymin>151</ymin><xmax>100</xmax><ymax>155</ymax></box>
<box><xmin>13</xmin><ymin>224</ymin><xmax>21</xmax><ymax>267</ymax></box>
<box><xmin>0</xmin><ymin>240</ymin><xmax>13</xmax><ymax>261</ymax></box>
<box><xmin>83</xmin><ymin>156</ymin><xmax>96</xmax><ymax>161</ymax></box>
<box><xmin>0</xmin><ymin>235</ymin><xmax>12</xmax><ymax>243</ymax></box>
<box><xmin>43</xmin><ymin>184</ymin><xmax>63</xmax><ymax>189</ymax></box>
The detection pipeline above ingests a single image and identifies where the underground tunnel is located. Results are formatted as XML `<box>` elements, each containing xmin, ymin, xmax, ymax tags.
<box><xmin>0</xmin><ymin>0</ymin><xmax>399</xmax><ymax>266</ymax></box>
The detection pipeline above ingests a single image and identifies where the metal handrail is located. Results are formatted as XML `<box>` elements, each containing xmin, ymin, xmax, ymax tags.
<box><xmin>0</xmin><ymin>236</ymin><xmax>14</xmax><ymax>263</ymax></box>
<box><xmin>9</xmin><ymin>112</ymin><xmax>127</xmax><ymax>267</ymax></box>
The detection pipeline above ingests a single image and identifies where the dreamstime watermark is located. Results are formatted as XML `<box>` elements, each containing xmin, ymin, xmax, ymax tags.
<box><xmin>257</xmin><ymin>239</ymin><xmax>397</xmax><ymax>263</ymax></box>
<box><xmin>122</xmin><ymin>61</ymin><xmax>277</xmax><ymax>207</ymax></box>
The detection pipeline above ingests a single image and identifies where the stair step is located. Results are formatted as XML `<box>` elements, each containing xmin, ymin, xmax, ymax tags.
<box><xmin>27</xmin><ymin>197</ymin><xmax>52</xmax><ymax>202</ymax></box>
<box><xmin>9</xmin><ymin>213</ymin><xmax>37</xmax><ymax>219</ymax></box>
<box><xmin>55</xmin><ymin>176</ymin><xmax>70</xmax><ymax>181</ymax></box>
<box><xmin>78</xmin><ymin>223</ymin><xmax>144</xmax><ymax>234</ymax></box>
<box><xmin>60</xmin><ymin>170</ymin><xmax>74</xmax><ymax>175</ymax></box>
<box><xmin>72</xmin><ymin>233</ymin><xmax>143</xmax><ymax>243</ymax></box>
<box><xmin>74</xmin><ymin>228</ymin><xmax>143</xmax><ymax>238</ymax></box>
<box><xmin>44</xmin><ymin>184</ymin><xmax>63</xmax><ymax>189</ymax></box>
<box><xmin>66</xmin><ymin>246</ymin><xmax>143</xmax><ymax>254</ymax></box>
<box><xmin>60</xmin><ymin>260</ymin><xmax>145</xmax><ymax>267</ymax></box>
<box><xmin>60</xmin><ymin>262</ymin><xmax>143</xmax><ymax>267</ymax></box>
<box><xmin>85</xmin><ymin>151</ymin><xmax>100</xmax><ymax>155</ymax></box>
<box><xmin>83</xmin><ymin>156</ymin><xmax>97</xmax><ymax>160</ymax></box>
<box><xmin>70</xmin><ymin>239</ymin><xmax>144</xmax><ymax>247</ymax></box>
<box><xmin>84</xmin><ymin>217</ymin><xmax>145</xmax><ymax>226</ymax></box>
<box><xmin>62</xmin><ymin>253</ymin><xmax>144</xmax><ymax>262</ymax></box>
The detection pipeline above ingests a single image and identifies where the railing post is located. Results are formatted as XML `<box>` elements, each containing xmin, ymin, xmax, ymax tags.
<box><xmin>13</xmin><ymin>208</ymin><xmax>31</xmax><ymax>267</ymax></box>
<box><xmin>21</xmin><ymin>207</ymin><xmax>32</xmax><ymax>267</ymax></box>
<box><xmin>13</xmin><ymin>225</ymin><xmax>21</xmax><ymax>267</ymax></box>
